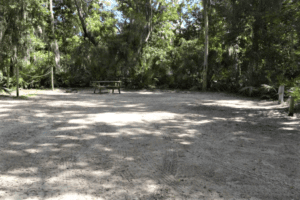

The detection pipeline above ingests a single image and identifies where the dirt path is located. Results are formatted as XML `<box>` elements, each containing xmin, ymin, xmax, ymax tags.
<box><xmin>0</xmin><ymin>88</ymin><xmax>299</xmax><ymax>200</ymax></box>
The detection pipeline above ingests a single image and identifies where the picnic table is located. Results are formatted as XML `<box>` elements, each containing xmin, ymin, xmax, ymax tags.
<box><xmin>91</xmin><ymin>81</ymin><xmax>121</xmax><ymax>94</ymax></box>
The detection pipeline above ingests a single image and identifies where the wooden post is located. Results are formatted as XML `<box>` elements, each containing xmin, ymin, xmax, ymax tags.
<box><xmin>288</xmin><ymin>96</ymin><xmax>295</xmax><ymax>116</ymax></box>
<box><xmin>278</xmin><ymin>85</ymin><xmax>284</xmax><ymax>104</ymax></box>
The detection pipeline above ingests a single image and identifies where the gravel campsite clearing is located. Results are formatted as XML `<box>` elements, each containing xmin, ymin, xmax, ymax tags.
<box><xmin>0</xmin><ymin>88</ymin><xmax>299</xmax><ymax>200</ymax></box>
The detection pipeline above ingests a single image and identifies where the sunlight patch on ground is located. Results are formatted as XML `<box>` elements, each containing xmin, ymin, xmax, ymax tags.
<box><xmin>24</xmin><ymin>149</ymin><xmax>42</xmax><ymax>154</ymax></box>
<box><xmin>62</xmin><ymin>111</ymin><xmax>85</xmax><ymax>114</ymax></box>
<box><xmin>213</xmin><ymin>117</ymin><xmax>227</xmax><ymax>120</ymax></box>
<box><xmin>9</xmin><ymin>142</ymin><xmax>27</xmax><ymax>146</ymax></box>
<box><xmin>79</xmin><ymin>134</ymin><xmax>97</xmax><ymax>140</ymax></box>
<box><xmin>139</xmin><ymin>91</ymin><xmax>162</xmax><ymax>95</ymax></box>
<box><xmin>92</xmin><ymin>112</ymin><xmax>177</xmax><ymax>124</ymax></box>
<box><xmin>123</xmin><ymin>104</ymin><xmax>144</xmax><ymax>107</ymax></box>
<box><xmin>76</xmin><ymin>162</ymin><xmax>89</xmax><ymax>167</ymax></box>
<box><xmin>194</xmin><ymin>120</ymin><xmax>212</xmax><ymax>124</ymax></box>
<box><xmin>52</xmin><ymin>135</ymin><xmax>78</xmax><ymax>140</ymax></box>
<box><xmin>178</xmin><ymin>133</ymin><xmax>193</xmax><ymax>138</ymax></box>
<box><xmin>38</xmin><ymin>143</ymin><xmax>56</xmax><ymax>147</ymax></box>
<box><xmin>50</xmin><ymin>193</ymin><xmax>104</xmax><ymax>200</ymax></box>
<box><xmin>233</xmin><ymin>118</ymin><xmax>246</xmax><ymax>122</ymax></box>
<box><xmin>281</xmin><ymin>121</ymin><xmax>299</xmax><ymax>125</ymax></box>
<box><xmin>0</xmin><ymin>174</ymin><xmax>38</xmax><ymax>184</ymax></box>
<box><xmin>125</xmin><ymin>157</ymin><xmax>134</xmax><ymax>161</ymax></box>
<box><xmin>55</xmin><ymin>135</ymin><xmax>81</xmax><ymax>139</ymax></box>
<box><xmin>185</xmin><ymin>129</ymin><xmax>198</xmax><ymax>135</ymax></box>
<box><xmin>143</xmin><ymin>180</ymin><xmax>159</xmax><ymax>193</ymax></box>
<box><xmin>3</xmin><ymin>150</ymin><xmax>30</xmax><ymax>155</ymax></box>
<box><xmin>200</xmin><ymin>99</ymin><xmax>281</xmax><ymax>110</ymax></box>
<box><xmin>233</xmin><ymin>131</ymin><xmax>247</xmax><ymax>135</ymax></box>
<box><xmin>61</xmin><ymin>143</ymin><xmax>81</xmax><ymax>148</ymax></box>
<box><xmin>35</xmin><ymin>113</ymin><xmax>48</xmax><ymax>117</ymax></box>
<box><xmin>48</xmin><ymin>148</ymin><xmax>61</xmax><ymax>152</ymax></box>
<box><xmin>179</xmin><ymin>141</ymin><xmax>192</xmax><ymax>145</ymax></box>
<box><xmin>279</xmin><ymin>127</ymin><xmax>296</xmax><ymax>130</ymax></box>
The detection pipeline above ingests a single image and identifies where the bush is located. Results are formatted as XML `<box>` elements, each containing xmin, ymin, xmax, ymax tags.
<box><xmin>259</xmin><ymin>84</ymin><xmax>278</xmax><ymax>100</ymax></box>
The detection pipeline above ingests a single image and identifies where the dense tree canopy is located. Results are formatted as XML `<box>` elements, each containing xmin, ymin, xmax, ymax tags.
<box><xmin>0</xmin><ymin>0</ymin><xmax>299</xmax><ymax>101</ymax></box>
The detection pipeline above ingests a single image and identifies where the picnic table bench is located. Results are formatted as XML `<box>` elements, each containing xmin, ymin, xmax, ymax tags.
<box><xmin>90</xmin><ymin>81</ymin><xmax>121</xmax><ymax>94</ymax></box>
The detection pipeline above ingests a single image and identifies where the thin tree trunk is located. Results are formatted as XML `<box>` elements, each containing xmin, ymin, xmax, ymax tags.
<box><xmin>202</xmin><ymin>0</ymin><xmax>209</xmax><ymax>91</ymax></box>
<box><xmin>0</xmin><ymin>26</ymin><xmax>5</xmax><ymax>47</ymax></box>
<box><xmin>16</xmin><ymin>64</ymin><xmax>19</xmax><ymax>96</ymax></box>
<box><xmin>278</xmin><ymin>85</ymin><xmax>284</xmax><ymax>104</ymax></box>
<box><xmin>9</xmin><ymin>58</ymin><xmax>13</xmax><ymax>87</ymax></box>
<box><xmin>288</xmin><ymin>96</ymin><xmax>295</xmax><ymax>116</ymax></box>
<box><xmin>14</xmin><ymin>46</ymin><xmax>19</xmax><ymax>97</ymax></box>
<box><xmin>48</xmin><ymin>46</ymin><xmax>54</xmax><ymax>90</ymax></box>
<box><xmin>49</xmin><ymin>0</ymin><xmax>60</xmax><ymax>90</ymax></box>
<box><xmin>235</xmin><ymin>46</ymin><xmax>240</xmax><ymax>87</ymax></box>
<box><xmin>6</xmin><ymin>64</ymin><xmax>9</xmax><ymax>88</ymax></box>
<box><xmin>51</xmin><ymin>66</ymin><xmax>54</xmax><ymax>90</ymax></box>
<box><xmin>248</xmin><ymin>62</ymin><xmax>253</xmax><ymax>86</ymax></box>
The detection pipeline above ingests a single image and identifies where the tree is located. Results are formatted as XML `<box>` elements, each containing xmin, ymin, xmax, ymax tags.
<box><xmin>49</xmin><ymin>0</ymin><xmax>60</xmax><ymax>90</ymax></box>
<box><xmin>202</xmin><ymin>0</ymin><xmax>209</xmax><ymax>91</ymax></box>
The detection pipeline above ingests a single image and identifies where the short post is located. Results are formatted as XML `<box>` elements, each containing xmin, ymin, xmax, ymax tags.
<box><xmin>278</xmin><ymin>85</ymin><xmax>284</xmax><ymax>104</ymax></box>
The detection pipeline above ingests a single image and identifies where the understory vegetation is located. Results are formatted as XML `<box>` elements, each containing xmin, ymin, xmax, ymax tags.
<box><xmin>0</xmin><ymin>0</ymin><xmax>300</xmax><ymax>102</ymax></box>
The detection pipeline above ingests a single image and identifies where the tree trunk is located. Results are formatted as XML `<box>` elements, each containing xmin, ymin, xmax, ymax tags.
<box><xmin>49</xmin><ymin>0</ymin><xmax>60</xmax><ymax>90</ymax></box>
<box><xmin>288</xmin><ymin>96</ymin><xmax>295</xmax><ymax>116</ymax></box>
<box><xmin>278</xmin><ymin>85</ymin><xmax>284</xmax><ymax>104</ymax></box>
<box><xmin>10</xmin><ymin>58</ymin><xmax>14</xmax><ymax>77</ymax></box>
<box><xmin>235</xmin><ymin>47</ymin><xmax>241</xmax><ymax>87</ymax></box>
<box><xmin>6</xmin><ymin>64</ymin><xmax>9</xmax><ymax>88</ymax></box>
<box><xmin>48</xmin><ymin>46</ymin><xmax>54</xmax><ymax>91</ymax></box>
<box><xmin>16</xmin><ymin>64</ymin><xmax>19</xmax><ymax>97</ymax></box>
<box><xmin>0</xmin><ymin>25</ymin><xmax>5</xmax><ymax>47</ymax></box>
<box><xmin>53</xmin><ymin>41</ymin><xmax>60</xmax><ymax>71</ymax></box>
<box><xmin>248</xmin><ymin>62</ymin><xmax>254</xmax><ymax>86</ymax></box>
<box><xmin>202</xmin><ymin>0</ymin><xmax>209</xmax><ymax>91</ymax></box>
<box><xmin>14</xmin><ymin>46</ymin><xmax>19</xmax><ymax>97</ymax></box>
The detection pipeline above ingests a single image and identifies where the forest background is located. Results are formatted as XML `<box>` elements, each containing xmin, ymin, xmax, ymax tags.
<box><xmin>0</xmin><ymin>0</ymin><xmax>300</xmax><ymax>103</ymax></box>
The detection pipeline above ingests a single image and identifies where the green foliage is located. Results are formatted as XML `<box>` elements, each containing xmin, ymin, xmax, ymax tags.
<box><xmin>239</xmin><ymin>86</ymin><xmax>259</xmax><ymax>97</ymax></box>
<box><xmin>0</xmin><ymin>76</ymin><xmax>11</xmax><ymax>95</ymax></box>
<box><xmin>288</xmin><ymin>78</ymin><xmax>300</xmax><ymax>102</ymax></box>
<box><xmin>0</xmin><ymin>0</ymin><xmax>299</xmax><ymax>101</ymax></box>
<box><xmin>259</xmin><ymin>84</ymin><xmax>278</xmax><ymax>100</ymax></box>
<box><xmin>170</xmin><ymin>39</ymin><xmax>203</xmax><ymax>89</ymax></box>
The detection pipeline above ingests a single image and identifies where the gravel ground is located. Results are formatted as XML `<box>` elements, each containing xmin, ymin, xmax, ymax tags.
<box><xmin>0</xmin><ymin>88</ymin><xmax>299</xmax><ymax>200</ymax></box>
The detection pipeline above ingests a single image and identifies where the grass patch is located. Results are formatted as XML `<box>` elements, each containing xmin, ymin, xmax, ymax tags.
<box><xmin>26</xmin><ymin>94</ymin><xmax>37</xmax><ymax>97</ymax></box>
<box><xmin>0</xmin><ymin>93</ymin><xmax>37</xmax><ymax>100</ymax></box>
<box><xmin>13</xmin><ymin>95</ymin><xmax>29</xmax><ymax>100</ymax></box>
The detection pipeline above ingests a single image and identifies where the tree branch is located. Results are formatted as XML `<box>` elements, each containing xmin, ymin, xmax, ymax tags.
<box><xmin>115</xmin><ymin>24</ymin><xmax>121</xmax><ymax>33</ymax></box>
<box><xmin>144</xmin><ymin>0</ymin><xmax>153</xmax><ymax>43</ymax></box>
<box><xmin>74</xmin><ymin>0</ymin><xmax>97</xmax><ymax>46</ymax></box>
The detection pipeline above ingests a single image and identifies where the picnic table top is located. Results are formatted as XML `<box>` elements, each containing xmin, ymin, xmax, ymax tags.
<box><xmin>91</xmin><ymin>81</ymin><xmax>121</xmax><ymax>83</ymax></box>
